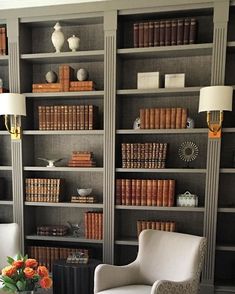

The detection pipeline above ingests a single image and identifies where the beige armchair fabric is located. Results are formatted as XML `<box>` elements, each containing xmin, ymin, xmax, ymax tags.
<box><xmin>94</xmin><ymin>229</ymin><xmax>206</xmax><ymax>294</ymax></box>
<box><xmin>0</xmin><ymin>223</ymin><xmax>20</xmax><ymax>294</ymax></box>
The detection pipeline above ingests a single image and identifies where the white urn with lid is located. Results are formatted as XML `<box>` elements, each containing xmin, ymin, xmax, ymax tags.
<box><xmin>67</xmin><ymin>35</ymin><xmax>80</xmax><ymax>52</ymax></box>
<box><xmin>51</xmin><ymin>22</ymin><xmax>65</xmax><ymax>53</ymax></box>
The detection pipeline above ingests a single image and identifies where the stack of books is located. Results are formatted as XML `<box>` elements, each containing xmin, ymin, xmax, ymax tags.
<box><xmin>121</xmin><ymin>142</ymin><xmax>167</xmax><ymax>169</ymax></box>
<box><xmin>133</xmin><ymin>18</ymin><xmax>197</xmax><ymax>48</ymax></box>
<box><xmin>84</xmin><ymin>211</ymin><xmax>103</xmax><ymax>240</ymax></box>
<box><xmin>140</xmin><ymin>107</ymin><xmax>188</xmax><ymax>129</ymax></box>
<box><xmin>68</xmin><ymin>151</ymin><xmax>96</xmax><ymax>167</ymax></box>
<box><xmin>71</xmin><ymin>195</ymin><xmax>97</xmax><ymax>203</ymax></box>
<box><xmin>137</xmin><ymin>220</ymin><xmax>176</xmax><ymax>236</ymax></box>
<box><xmin>116</xmin><ymin>178</ymin><xmax>175</xmax><ymax>206</ymax></box>
<box><xmin>25</xmin><ymin>178</ymin><xmax>64</xmax><ymax>202</ymax></box>
<box><xmin>38</xmin><ymin>104</ymin><xmax>98</xmax><ymax>130</ymax></box>
<box><xmin>36</xmin><ymin>225</ymin><xmax>69</xmax><ymax>236</ymax></box>
<box><xmin>27</xmin><ymin>245</ymin><xmax>90</xmax><ymax>272</ymax></box>
<box><xmin>0</xmin><ymin>27</ymin><xmax>7</xmax><ymax>55</ymax></box>
<box><xmin>32</xmin><ymin>64</ymin><xmax>96</xmax><ymax>93</ymax></box>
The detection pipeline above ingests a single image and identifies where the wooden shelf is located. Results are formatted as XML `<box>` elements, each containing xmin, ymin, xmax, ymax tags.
<box><xmin>115</xmin><ymin>238</ymin><xmax>138</xmax><ymax>246</ymax></box>
<box><xmin>117</xmin><ymin>43</ymin><xmax>213</xmax><ymax>59</ymax></box>
<box><xmin>0</xmin><ymin>200</ymin><xmax>13</xmax><ymax>205</ymax></box>
<box><xmin>117</xmin><ymin>86</ymin><xmax>201</xmax><ymax>97</ymax></box>
<box><xmin>116</xmin><ymin>129</ymin><xmax>207</xmax><ymax>134</ymax></box>
<box><xmin>25</xmin><ymin>235</ymin><xmax>103</xmax><ymax>244</ymax></box>
<box><xmin>25</xmin><ymin>202</ymin><xmax>103</xmax><ymax>208</ymax></box>
<box><xmin>24</xmin><ymin>166</ymin><xmax>104</xmax><ymax>172</ymax></box>
<box><xmin>0</xmin><ymin>131</ymin><xmax>9</xmax><ymax>135</ymax></box>
<box><xmin>23</xmin><ymin>130</ymin><xmax>104</xmax><ymax>135</ymax></box>
<box><xmin>21</xmin><ymin>50</ymin><xmax>104</xmax><ymax>63</ymax></box>
<box><xmin>217</xmin><ymin>208</ymin><xmax>235</xmax><ymax>213</ymax></box>
<box><xmin>24</xmin><ymin>90</ymin><xmax>104</xmax><ymax>99</ymax></box>
<box><xmin>116</xmin><ymin>205</ymin><xmax>204</xmax><ymax>212</ymax></box>
<box><xmin>116</xmin><ymin>168</ymin><xmax>207</xmax><ymax>173</ymax></box>
<box><xmin>0</xmin><ymin>166</ymin><xmax>12</xmax><ymax>171</ymax></box>
<box><xmin>220</xmin><ymin>168</ymin><xmax>235</xmax><ymax>173</ymax></box>
<box><xmin>216</xmin><ymin>245</ymin><xmax>235</xmax><ymax>251</ymax></box>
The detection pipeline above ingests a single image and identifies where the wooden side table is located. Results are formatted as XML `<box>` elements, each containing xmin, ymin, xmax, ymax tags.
<box><xmin>53</xmin><ymin>259</ymin><xmax>101</xmax><ymax>294</ymax></box>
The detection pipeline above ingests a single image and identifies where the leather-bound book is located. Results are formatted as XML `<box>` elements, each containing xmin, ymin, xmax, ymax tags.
<box><xmin>131</xmin><ymin>179</ymin><xmax>136</xmax><ymax>205</ymax></box>
<box><xmin>84</xmin><ymin>105</ymin><xmax>89</xmax><ymax>130</ymax></box>
<box><xmin>79</xmin><ymin>105</ymin><xmax>85</xmax><ymax>130</ymax></box>
<box><xmin>64</xmin><ymin>105</ymin><xmax>68</xmax><ymax>130</ymax></box>
<box><xmin>76</xmin><ymin>105</ymin><xmax>80</xmax><ymax>130</ymax></box>
<box><xmin>183</xmin><ymin>18</ymin><xmax>190</xmax><ymax>44</ymax></box>
<box><xmin>138</xmin><ymin>22</ymin><xmax>144</xmax><ymax>47</ymax></box>
<box><xmin>140</xmin><ymin>108</ymin><xmax>145</xmax><ymax>129</ymax></box>
<box><xmin>121</xmin><ymin>179</ymin><xmax>126</xmax><ymax>205</ymax></box>
<box><xmin>72</xmin><ymin>105</ymin><xmax>76</xmax><ymax>130</ymax></box>
<box><xmin>160</xmin><ymin>20</ymin><xmax>165</xmax><ymax>46</ymax></box>
<box><xmin>177</xmin><ymin>19</ymin><xmax>184</xmax><ymax>45</ymax></box>
<box><xmin>143</xmin><ymin>22</ymin><xmax>149</xmax><ymax>47</ymax></box>
<box><xmin>165</xmin><ymin>108</ymin><xmax>171</xmax><ymax>129</ymax></box>
<box><xmin>148</xmin><ymin>21</ymin><xmax>154</xmax><ymax>46</ymax></box>
<box><xmin>189</xmin><ymin>18</ymin><xmax>197</xmax><ymax>44</ymax></box>
<box><xmin>145</xmin><ymin>108</ymin><xmax>150</xmax><ymax>129</ymax></box>
<box><xmin>162</xmin><ymin>179</ymin><xmax>169</xmax><ymax>207</ymax></box>
<box><xmin>170</xmin><ymin>107</ymin><xmax>176</xmax><ymax>129</ymax></box>
<box><xmin>171</xmin><ymin>19</ymin><xmax>177</xmax><ymax>45</ymax></box>
<box><xmin>154</xmin><ymin>21</ymin><xmax>160</xmax><ymax>46</ymax></box>
<box><xmin>175</xmin><ymin>107</ymin><xmax>182</xmax><ymax>129</ymax></box>
<box><xmin>147</xmin><ymin>179</ymin><xmax>152</xmax><ymax>206</ymax></box>
<box><xmin>165</xmin><ymin>20</ymin><xmax>171</xmax><ymax>46</ymax></box>
<box><xmin>150</xmin><ymin>108</ymin><xmax>155</xmax><ymax>129</ymax></box>
<box><xmin>136</xmin><ymin>179</ymin><xmax>141</xmax><ymax>206</ymax></box>
<box><xmin>68</xmin><ymin>105</ymin><xmax>73</xmax><ymax>130</ymax></box>
<box><xmin>157</xmin><ymin>179</ymin><xmax>163</xmax><ymax>206</ymax></box>
<box><xmin>181</xmin><ymin>108</ymin><xmax>188</xmax><ymax>128</ymax></box>
<box><xmin>154</xmin><ymin>108</ymin><xmax>160</xmax><ymax>129</ymax></box>
<box><xmin>141</xmin><ymin>179</ymin><xmax>147</xmax><ymax>206</ymax></box>
<box><xmin>168</xmin><ymin>179</ymin><xmax>175</xmax><ymax>207</ymax></box>
<box><xmin>133</xmin><ymin>23</ymin><xmax>139</xmax><ymax>48</ymax></box>
<box><xmin>160</xmin><ymin>108</ymin><xmax>166</xmax><ymax>129</ymax></box>
<box><xmin>152</xmin><ymin>179</ymin><xmax>158</xmax><ymax>206</ymax></box>
<box><xmin>115</xmin><ymin>179</ymin><xmax>121</xmax><ymax>205</ymax></box>
<box><xmin>125</xmin><ymin>179</ymin><xmax>132</xmax><ymax>205</ymax></box>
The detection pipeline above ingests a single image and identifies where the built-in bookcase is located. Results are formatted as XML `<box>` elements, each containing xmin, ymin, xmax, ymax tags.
<box><xmin>19</xmin><ymin>14</ymin><xmax>105</xmax><ymax>261</ymax></box>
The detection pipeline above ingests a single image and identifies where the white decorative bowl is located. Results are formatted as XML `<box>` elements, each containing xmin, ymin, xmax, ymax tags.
<box><xmin>77</xmin><ymin>188</ymin><xmax>92</xmax><ymax>196</ymax></box>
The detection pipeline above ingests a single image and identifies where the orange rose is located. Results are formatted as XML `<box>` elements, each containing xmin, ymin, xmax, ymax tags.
<box><xmin>37</xmin><ymin>266</ymin><xmax>49</xmax><ymax>277</ymax></box>
<box><xmin>13</xmin><ymin>260</ymin><xmax>24</xmax><ymax>269</ymax></box>
<box><xmin>1</xmin><ymin>265</ymin><xmax>17</xmax><ymax>277</ymax></box>
<box><xmin>25</xmin><ymin>259</ymin><xmax>38</xmax><ymax>268</ymax></box>
<box><xmin>24</xmin><ymin>267</ymin><xmax>36</xmax><ymax>279</ymax></box>
<box><xmin>40</xmin><ymin>276</ymin><xmax>53</xmax><ymax>289</ymax></box>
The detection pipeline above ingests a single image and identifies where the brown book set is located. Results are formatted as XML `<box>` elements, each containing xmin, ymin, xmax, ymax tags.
<box><xmin>134</xmin><ymin>17</ymin><xmax>197</xmax><ymax>48</ymax></box>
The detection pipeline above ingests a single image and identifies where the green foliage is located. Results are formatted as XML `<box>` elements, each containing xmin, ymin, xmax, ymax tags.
<box><xmin>6</xmin><ymin>257</ymin><xmax>14</xmax><ymax>265</ymax></box>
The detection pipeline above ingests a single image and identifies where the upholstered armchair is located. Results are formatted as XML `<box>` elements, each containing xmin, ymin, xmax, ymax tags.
<box><xmin>0</xmin><ymin>223</ymin><xmax>20</xmax><ymax>294</ymax></box>
<box><xmin>94</xmin><ymin>229</ymin><xmax>206</xmax><ymax>294</ymax></box>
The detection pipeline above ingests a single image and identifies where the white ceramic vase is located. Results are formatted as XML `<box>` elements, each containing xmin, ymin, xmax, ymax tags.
<box><xmin>67</xmin><ymin>35</ymin><xmax>80</xmax><ymax>52</ymax></box>
<box><xmin>51</xmin><ymin>22</ymin><xmax>65</xmax><ymax>53</ymax></box>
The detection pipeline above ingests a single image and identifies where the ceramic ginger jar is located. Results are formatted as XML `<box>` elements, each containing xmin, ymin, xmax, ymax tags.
<box><xmin>67</xmin><ymin>35</ymin><xmax>80</xmax><ymax>52</ymax></box>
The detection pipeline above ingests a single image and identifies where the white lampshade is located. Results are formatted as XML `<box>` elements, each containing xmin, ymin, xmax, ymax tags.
<box><xmin>199</xmin><ymin>86</ymin><xmax>233</xmax><ymax>112</ymax></box>
<box><xmin>0</xmin><ymin>93</ymin><xmax>26</xmax><ymax>116</ymax></box>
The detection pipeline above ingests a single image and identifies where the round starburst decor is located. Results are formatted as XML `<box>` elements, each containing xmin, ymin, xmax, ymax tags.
<box><xmin>178</xmin><ymin>141</ymin><xmax>199</xmax><ymax>163</ymax></box>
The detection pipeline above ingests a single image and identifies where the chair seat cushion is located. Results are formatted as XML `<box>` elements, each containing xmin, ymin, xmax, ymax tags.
<box><xmin>97</xmin><ymin>285</ymin><xmax>152</xmax><ymax>294</ymax></box>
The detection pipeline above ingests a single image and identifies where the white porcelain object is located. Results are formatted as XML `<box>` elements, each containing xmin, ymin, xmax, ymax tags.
<box><xmin>67</xmin><ymin>35</ymin><xmax>80</xmax><ymax>52</ymax></box>
<box><xmin>77</xmin><ymin>188</ymin><xmax>92</xmax><ymax>196</ymax></box>
<box><xmin>77</xmin><ymin>68</ymin><xmax>89</xmax><ymax>81</ymax></box>
<box><xmin>45</xmin><ymin>70</ymin><xmax>57</xmax><ymax>83</ymax></box>
<box><xmin>51</xmin><ymin>22</ymin><xmax>65</xmax><ymax>53</ymax></box>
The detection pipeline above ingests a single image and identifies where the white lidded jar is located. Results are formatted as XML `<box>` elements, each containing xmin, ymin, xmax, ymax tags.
<box><xmin>51</xmin><ymin>22</ymin><xmax>65</xmax><ymax>53</ymax></box>
<box><xmin>67</xmin><ymin>35</ymin><xmax>80</xmax><ymax>52</ymax></box>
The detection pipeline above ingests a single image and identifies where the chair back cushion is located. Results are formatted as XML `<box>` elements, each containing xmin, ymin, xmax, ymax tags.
<box><xmin>136</xmin><ymin>230</ymin><xmax>206</xmax><ymax>284</ymax></box>
<box><xmin>0</xmin><ymin>223</ymin><xmax>20</xmax><ymax>269</ymax></box>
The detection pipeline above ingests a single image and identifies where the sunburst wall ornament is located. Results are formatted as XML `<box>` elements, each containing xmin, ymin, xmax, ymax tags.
<box><xmin>178</xmin><ymin>141</ymin><xmax>199</xmax><ymax>167</ymax></box>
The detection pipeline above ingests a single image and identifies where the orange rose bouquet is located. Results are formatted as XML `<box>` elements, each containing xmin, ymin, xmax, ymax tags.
<box><xmin>0</xmin><ymin>254</ymin><xmax>52</xmax><ymax>292</ymax></box>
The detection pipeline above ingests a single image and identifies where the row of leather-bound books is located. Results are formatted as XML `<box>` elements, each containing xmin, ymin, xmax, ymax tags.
<box><xmin>121</xmin><ymin>142</ymin><xmax>167</xmax><ymax>169</ymax></box>
<box><xmin>137</xmin><ymin>220</ymin><xmax>176</xmax><ymax>236</ymax></box>
<box><xmin>38</xmin><ymin>104</ymin><xmax>99</xmax><ymax>130</ymax></box>
<box><xmin>84</xmin><ymin>211</ymin><xmax>103</xmax><ymax>240</ymax></box>
<box><xmin>140</xmin><ymin>107</ymin><xmax>188</xmax><ymax>129</ymax></box>
<box><xmin>116</xmin><ymin>179</ymin><xmax>175</xmax><ymax>207</ymax></box>
<box><xmin>133</xmin><ymin>18</ymin><xmax>197</xmax><ymax>48</ymax></box>
<box><xmin>68</xmin><ymin>151</ymin><xmax>96</xmax><ymax>167</ymax></box>
<box><xmin>25</xmin><ymin>178</ymin><xmax>64</xmax><ymax>202</ymax></box>
<box><xmin>36</xmin><ymin>225</ymin><xmax>69</xmax><ymax>236</ymax></box>
<box><xmin>27</xmin><ymin>246</ymin><xmax>90</xmax><ymax>272</ymax></box>
<box><xmin>0</xmin><ymin>27</ymin><xmax>7</xmax><ymax>55</ymax></box>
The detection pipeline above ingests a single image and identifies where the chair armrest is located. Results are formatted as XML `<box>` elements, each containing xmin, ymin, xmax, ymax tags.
<box><xmin>94</xmin><ymin>262</ymin><xmax>139</xmax><ymax>293</ymax></box>
<box><xmin>151</xmin><ymin>278</ymin><xmax>198</xmax><ymax>294</ymax></box>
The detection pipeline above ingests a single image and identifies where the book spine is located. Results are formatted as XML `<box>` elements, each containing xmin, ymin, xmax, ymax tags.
<box><xmin>84</xmin><ymin>105</ymin><xmax>89</xmax><ymax>130</ymax></box>
<box><xmin>125</xmin><ymin>179</ymin><xmax>131</xmax><ymax>205</ymax></box>
<box><xmin>154</xmin><ymin>21</ymin><xmax>160</xmax><ymax>46</ymax></box>
<box><xmin>138</xmin><ymin>22</ymin><xmax>144</xmax><ymax>47</ymax></box>
<box><xmin>163</xmin><ymin>179</ymin><xmax>169</xmax><ymax>207</ymax></box>
<box><xmin>146</xmin><ymin>179</ymin><xmax>152</xmax><ymax>206</ymax></box>
<box><xmin>2</xmin><ymin>27</ymin><xmax>6</xmax><ymax>55</ymax></box>
<box><xmin>168</xmin><ymin>179</ymin><xmax>175</xmax><ymax>207</ymax></box>
<box><xmin>181</xmin><ymin>108</ymin><xmax>188</xmax><ymax>128</ymax></box>
<box><xmin>154</xmin><ymin>108</ymin><xmax>160</xmax><ymax>129</ymax></box>
<box><xmin>68</xmin><ymin>105</ymin><xmax>73</xmax><ymax>130</ymax></box>
<box><xmin>141</xmin><ymin>179</ymin><xmax>147</xmax><ymax>206</ymax></box>
<box><xmin>131</xmin><ymin>179</ymin><xmax>136</xmax><ymax>205</ymax></box>
<box><xmin>160</xmin><ymin>20</ymin><xmax>165</xmax><ymax>46</ymax></box>
<box><xmin>183</xmin><ymin>18</ymin><xmax>190</xmax><ymax>45</ymax></box>
<box><xmin>171</xmin><ymin>19</ymin><xmax>177</xmax><ymax>46</ymax></box>
<box><xmin>165</xmin><ymin>108</ymin><xmax>171</xmax><ymax>129</ymax></box>
<box><xmin>176</xmin><ymin>107</ymin><xmax>182</xmax><ymax>129</ymax></box>
<box><xmin>189</xmin><ymin>18</ymin><xmax>197</xmax><ymax>44</ymax></box>
<box><xmin>170</xmin><ymin>107</ymin><xmax>176</xmax><ymax>129</ymax></box>
<box><xmin>148</xmin><ymin>21</ymin><xmax>154</xmax><ymax>47</ymax></box>
<box><xmin>152</xmin><ymin>179</ymin><xmax>158</xmax><ymax>206</ymax></box>
<box><xmin>133</xmin><ymin>23</ymin><xmax>139</xmax><ymax>48</ymax></box>
<box><xmin>140</xmin><ymin>108</ymin><xmax>145</xmax><ymax>129</ymax></box>
<box><xmin>157</xmin><ymin>179</ymin><xmax>163</xmax><ymax>206</ymax></box>
<box><xmin>177</xmin><ymin>19</ymin><xmax>184</xmax><ymax>45</ymax></box>
<box><xmin>165</xmin><ymin>20</ymin><xmax>171</xmax><ymax>46</ymax></box>
<box><xmin>149</xmin><ymin>108</ymin><xmax>155</xmax><ymax>129</ymax></box>
<box><xmin>116</xmin><ymin>179</ymin><xmax>121</xmax><ymax>205</ymax></box>
<box><xmin>72</xmin><ymin>105</ymin><xmax>77</xmax><ymax>130</ymax></box>
<box><xmin>144</xmin><ymin>108</ymin><xmax>150</xmax><ymax>129</ymax></box>
<box><xmin>143</xmin><ymin>22</ymin><xmax>149</xmax><ymax>47</ymax></box>
<box><xmin>160</xmin><ymin>108</ymin><xmax>166</xmax><ymax>129</ymax></box>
